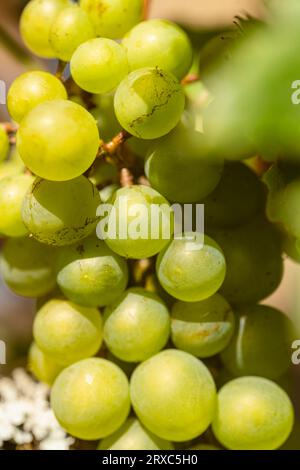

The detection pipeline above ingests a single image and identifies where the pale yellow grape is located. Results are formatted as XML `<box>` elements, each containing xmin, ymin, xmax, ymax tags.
<box><xmin>28</xmin><ymin>342</ymin><xmax>64</xmax><ymax>385</ymax></box>
<box><xmin>33</xmin><ymin>299</ymin><xmax>103</xmax><ymax>366</ymax></box>
<box><xmin>0</xmin><ymin>126</ymin><xmax>9</xmax><ymax>162</ymax></box>
<box><xmin>130</xmin><ymin>349</ymin><xmax>216</xmax><ymax>441</ymax></box>
<box><xmin>51</xmin><ymin>358</ymin><xmax>130</xmax><ymax>439</ymax></box>
<box><xmin>71</xmin><ymin>38</ymin><xmax>128</xmax><ymax>94</ymax></box>
<box><xmin>17</xmin><ymin>100</ymin><xmax>99</xmax><ymax>181</ymax></box>
<box><xmin>7</xmin><ymin>71</ymin><xmax>67</xmax><ymax>123</ymax></box>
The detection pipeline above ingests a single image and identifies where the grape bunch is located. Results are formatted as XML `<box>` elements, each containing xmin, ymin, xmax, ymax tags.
<box><xmin>0</xmin><ymin>0</ymin><xmax>298</xmax><ymax>451</ymax></box>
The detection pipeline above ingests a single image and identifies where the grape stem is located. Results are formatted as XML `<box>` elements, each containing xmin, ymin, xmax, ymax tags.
<box><xmin>143</xmin><ymin>0</ymin><xmax>152</xmax><ymax>19</ymax></box>
<box><xmin>181</xmin><ymin>73</ymin><xmax>201</xmax><ymax>85</ymax></box>
<box><xmin>1</xmin><ymin>122</ymin><xmax>18</xmax><ymax>134</ymax></box>
<box><xmin>120</xmin><ymin>167</ymin><xmax>134</xmax><ymax>187</ymax></box>
<box><xmin>99</xmin><ymin>130</ymin><xmax>131</xmax><ymax>157</ymax></box>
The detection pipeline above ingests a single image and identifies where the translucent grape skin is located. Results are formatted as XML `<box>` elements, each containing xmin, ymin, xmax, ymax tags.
<box><xmin>156</xmin><ymin>234</ymin><xmax>226</xmax><ymax>302</ymax></box>
<box><xmin>171</xmin><ymin>294</ymin><xmax>235</xmax><ymax>358</ymax></box>
<box><xmin>20</xmin><ymin>0</ymin><xmax>70</xmax><ymax>58</ymax></box>
<box><xmin>71</xmin><ymin>38</ymin><xmax>128</xmax><ymax>94</ymax></box>
<box><xmin>130</xmin><ymin>349</ymin><xmax>216</xmax><ymax>442</ymax></box>
<box><xmin>103</xmin><ymin>288</ymin><xmax>170</xmax><ymax>362</ymax></box>
<box><xmin>123</xmin><ymin>19</ymin><xmax>193</xmax><ymax>80</ymax></box>
<box><xmin>7</xmin><ymin>71</ymin><xmax>67</xmax><ymax>124</ymax></box>
<box><xmin>212</xmin><ymin>377</ymin><xmax>294</xmax><ymax>450</ymax></box>
<box><xmin>221</xmin><ymin>304</ymin><xmax>292</xmax><ymax>380</ymax></box>
<box><xmin>0</xmin><ymin>174</ymin><xmax>34</xmax><ymax>237</ymax></box>
<box><xmin>22</xmin><ymin>176</ymin><xmax>101</xmax><ymax>247</ymax></box>
<box><xmin>33</xmin><ymin>299</ymin><xmax>103</xmax><ymax>366</ymax></box>
<box><xmin>51</xmin><ymin>358</ymin><xmax>130</xmax><ymax>440</ymax></box>
<box><xmin>17</xmin><ymin>100</ymin><xmax>100</xmax><ymax>181</ymax></box>
<box><xmin>98</xmin><ymin>418</ymin><xmax>174</xmax><ymax>451</ymax></box>
<box><xmin>114</xmin><ymin>67</ymin><xmax>185</xmax><ymax>139</ymax></box>
<box><xmin>0</xmin><ymin>126</ymin><xmax>9</xmax><ymax>162</ymax></box>
<box><xmin>50</xmin><ymin>5</ymin><xmax>95</xmax><ymax>62</ymax></box>
<box><xmin>55</xmin><ymin>236</ymin><xmax>129</xmax><ymax>307</ymax></box>
<box><xmin>80</xmin><ymin>0</ymin><xmax>143</xmax><ymax>39</ymax></box>
<box><xmin>28</xmin><ymin>342</ymin><xmax>64</xmax><ymax>385</ymax></box>
<box><xmin>0</xmin><ymin>237</ymin><xmax>56</xmax><ymax>298</ymax></box>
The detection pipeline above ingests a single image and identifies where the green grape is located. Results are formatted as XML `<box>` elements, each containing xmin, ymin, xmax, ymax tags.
<box><xmin>55</xmin><ymin>235</ymin><xmax>128</xmax><ymax>307</ymax></box>
<box><xmin>130</xmin><ymin>349</ymin><xmax>216</xmax><ymax>441</ymax></box>
<box><xmin>209</xmin><ymin>216</ymin><xmax>283</xmax><ymax>305</ymax></box>
<box><xmin>51</xmin><ymin>358</ymin><xmax>130</xmax><ymax>439</ymax></box>
<box><xmin>98</xmin><ymin>418</ymin><xmax>174</xmax><ymax>450</ymax></box>
<box><xmin>33</xmin><ymin>298</ymin><xmax>103</xmax><ymax>366</ymax></box>
<box><xmin>0</xmin><ymin>237</ymin><xmax>56</xmax><ymax>298</ymax></box>
<box><xmin>80</xmin><ymin>0</ymin><xmax>143</xmax><ymax>39</ymax></box>
<box><xmin>171</xmin><ymin>294</ymin><xmax>235</xmax><ymax>358</ymax></box>
<box><xmin>88</xmin><ymin>159</ymin><xmax>118</xmax><ymax>187</ymax></box>
<box><xmin>0</xmin><ymin>126</ymin><xmax>9</xmax><ymax>162</ymax></box>
<box><xmin>145</xmin><ymin>124</ymin><xmax>223</xmax><ymax>203</ymax></box>
<box><xmin>17</xmin><ymin>100</ymin><xmax>99</xmax><ymax>181</ymax></box>
<box><xmin>212</xmin><ymin>377</ymin><xmax>294</xmax><ymax>450</ymax></box>
<box><xmin>103</xmin><ymin>287</ymin><xmax>170</xmax><ymax>362</ymax></box>
<box><xmin>99</xmin><ymin>184</ymin><xmax>119</xmax><ymax>203</ymax></box>
<box><xmin>114</xmin><ymin>67</ymin><xmax>185</xmax><ymax>139</ymax></box>
<box><xmin>50</xmin><ymin>5</ymin><xmax>95</xmax><ymax>62</ymax></box>
<box><xmin>22</xmin><ymin>176</ymin><xmax>101</xmax><ymax>246</ymax></box>
<box><xmin>101</xmin><ymin>185</ymin><xmax>173</xmax><ymax>259</ymax></box>
<box><xmin>189</xmin><ymin>444</ymin><xmax>221</xmax><ymax>450</ymax></box>
<box><xmin>156</xmin><ymin>233</ymin><xmax>226</xmax><ymax>302</ymax></box>
<box><xmin>203</xmin><ymin>162</ymin><xmax>266</xmax><ymax>228</ymax></box>
<box><xmin>0</xmin><ymin>174</ymin><xmax>34</xmax><ymax>237</ymax></box>
<box><xmin>71</xmin><ymin>38</ymin><xmax>128</xmax><ymax>94</ymax></box>
<box><xmin>20</xmin><ymin>0</ymin><xmax>70</xmax><ymax>58</ymax></box>
<box><xmin>221</xmin><ymin>305</ymin><xmax>292</xmax><ymax>380</ymax></box>
<box><xmin>28</xmin><ymin>342</ymin><xmax>64</xmax><ymax>385</ymax></box>
<box><xmin>123</xmin><ymin>19</ymin><xmax>193</xmax><ymax>80</ymax></box>
<box><xmin>7</xmin><ymin>71</ymin><xmax>67</xmax><ymax>124</ymax></box>
<box><xmin>91</xmin><ymin>93</ymin><xmax>122</xmax><ymax>142</ymax></box>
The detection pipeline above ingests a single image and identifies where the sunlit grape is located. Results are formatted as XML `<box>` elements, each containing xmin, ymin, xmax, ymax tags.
<box><xmin>0</xmin><ymin>126</ymin><xmax>9</xmax><ymax>162</ymax></box>
<box><xmin>28</xmin><ymin>342</ymin><xmax>64</xmax><ymax>385</ymax></box>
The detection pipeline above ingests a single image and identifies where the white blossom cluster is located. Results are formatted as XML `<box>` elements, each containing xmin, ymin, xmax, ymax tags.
<box><xmin>0</xmin><ymin>368</ymin><xmax>75</xmax><ymax>450</ymax></box>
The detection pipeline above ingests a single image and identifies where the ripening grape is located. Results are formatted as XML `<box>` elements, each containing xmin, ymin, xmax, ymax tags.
<box><xmin>17</xmin><ymin>100</ymin><xmax>99</xmax><ymax>181</ymax></box>
<box><xmin>55</xmin><ymin>236</ymin><xmax>129</xmax><ymax>307</ymax></box>
<box><xmin>28</xmin><ymin>342</ymin><xmax>64</xmax><ymax>385</ymax></box>
<box><xmin>50</xmin><ymin>5</ymin><xmax>95</xmax><ymax>61</ymax></box>
<box><xmin>71</xmin><ymin>38</ymin><xmax>128</xmax><ymax>94</ymax></box>
<box><xmin>156</xmin><ymin>233</ymin><xmax>226</xmax><ymax>302</ymax></box>
<box><xmin>80</xmin><ymin>0</ymin><xmax>143</xmax><ymax>39</ymax></box>
<box><xmin>130</xmin><ymin>349</ymin><xmax>216</xmax><ymax>441</ymax></box>
<box><xmin>0</xmin><ymin>126</ymin><xmax>9</xmax><ymax>162</ymax></box>
<box><xmin>22</xmin><ymin>176</ymin><xmax>101</xmax><ymax>246</ymax></box>
<box><xmin>98</xmin><ymin>418</ymin><xmax>174</xmax><ymax>450</ymax></box>
<box><xmin>103</xmin><ymin>288</ymin><xmax>170</xmax><ymax>362</ymax></box>
<box><xmin>51</xmin><ymin>358</ymin><xmax>130</xmax><ymax>439</ymax></box>
<box><xmin>7</xmin><ymin>71</ymin><xmax>67</xmax><ymax>124</ymax></box>
<box><xmin>20</xmin><ymin>0</ymin><xmax>70</xmax><ymax>58</ymax></box>
<box><xmin>171</xmin><ymin>294</ymin><xmax>235</xmax><ymax>358</ymax></box>
<box><xmin>123</xmin><ymin>19</ymin><xmax>193</xmax><ymax>80</ymax></box>
<box><xmin>0</xmin><ymin>174</ymin><xmax>34</xmax><ymax>237</ymax></box>
<box><xmin>33</xmin><ymin>299</ymin><xmax>103</xmax><ymax>366</ymax></box>
<box><xmin>101</xmin><ymin>185</ymin><xmax>173</xmax><ymax>259</ymax></box>
<box><xmin>212</xmin><ymin>377</ymin><xmax>294</xmax><ymax>450</ymax></box>
<box><xmin>221</xmin><ymin>305</ymin><xmax>292</xmax><ymax>380</ymax></box>
<box><xmin>0</xmin><ymin>237</ymin><xmax>56</xmax><ymax>298</ymax></box>
<box><xmin>114</xmin><ymin>67</ymin><xmax>185</xmax><ymax>139</ymax></box>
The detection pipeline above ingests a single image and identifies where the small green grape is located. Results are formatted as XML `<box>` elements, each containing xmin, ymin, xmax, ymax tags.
<box><xmin>114</xmin><ymin>67</ymin><xmax>185</xmax><ymax>139</ymax></box>
<box><xmin>156</xmin><ymin>233</ymin><xmax>226</xmax><ymax>302</ymax></box>
<box><xmin>71</xmin><ymin>38</ymin><xmax>128</xmax><ymax>94</ymax></box>
<box><xmin>50</xmin><ymin>5</ymin><xmax>95</xmax><ymax>61</ymax></box>
<box><xmin>212</xmin><ymin>377</ymin><xmax>294</xmax><ymax>450</ymax></box>
<box><xmin>130</xmin><ymin>349</ymin><xmax>216</xmax><ymax>442</ymax></box>
<box><xmin>33</xmin><ymin>299</ymin><xmax>103</xmax><ymax>366</ymax></box>
<box><xmin>98</xmin><ymin>418</ymin><xmax>174</xmax><ymax>450</ymax></box>
<box><xmin>0</xmin><ymin>237</ymin><xmax>56</xmax><ymax>298</ymax></box>
<box><xmin>171</xmin><ymin>294</ymin><xmax>235</xmax><ymax>358</ymax></box>
<box><xmin>80</xmin><ymin>0</ymin><xmax>143</xmax><ymax>39</ymax></box>
<box><xmin>28</xmin><ymin>342</ymin><xmax>64</xmax><ymax>385</ymax></box>
<box><xmin>91</xmin><ymin>93</ymin><xmax>122</xmax><ymax>142</ymax></box>
<box><xmin>55</xmin><ymin>236</ymin><xmax>128</xmax><ymax>307</ymax></box>
<box><xmin>0</xmin><ymin>126</ymin><xmax>9</xmax><ymax>162</ymax></box>
<box><xmin>88</xmin><ymin>158</ymin><xmax>118</xmax><ymax>187</ymax></box>
<box><xmin>20</xmin><ymin>0</ymin><xmax>70</xmax><ymax>58</ymax></box>
<box><xmin>7</xmin><ymin>71</ymin><xmax>67</xmax><ymax>124</ymax></box>
<box><xmin>123</xmin><ymin>19</ymin><xmax>193</xmax><ymax>80</ymax></box>
<box><xmin>17</xmin><ymin>100</ymin><xmax>99</xmax><ymax>181</ymax></box>
<box><xmin>22</xmin><ymin>176</ymin><xmax>101</xmax><ymax>246</ymax></box>
<box><xmin>103</xmin><ymin>288</ymin><xmax>170</xmax><ymax>362</ymax></box>
<box><xmin>51</xmin><ymin>358</ymin><xmax>130</xmax><ymax>439</ymax></box>
<box><xmin>0</xmin><ymin>174</ymin><xmax>34</xmax><ymax>237</ymax></box>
